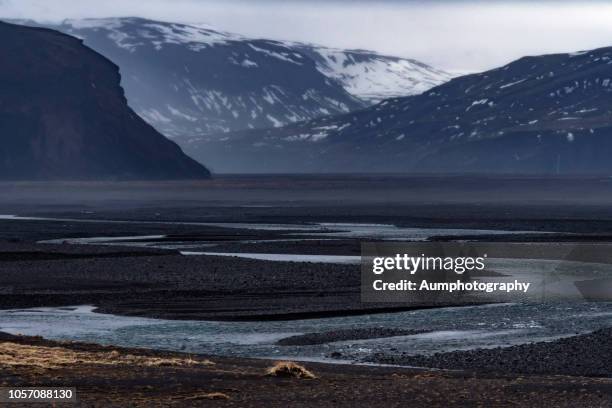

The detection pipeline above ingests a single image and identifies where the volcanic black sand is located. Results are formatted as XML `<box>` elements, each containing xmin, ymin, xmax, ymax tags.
<box><xmin>3</xmin><ymin>176</ymin><xmax>612</xmax><ymax>405</ymax></box>
<box><xmin>1</xmin><ymin>332</ymin><xmax>611</xmax><ymax>408</ymax></box>
<box><xmin>367</xmin><ymin>327</ymin><xmax>612</xmax><ymax>377</ymax></box>
<box><xmin>0</xmin><ymin>214</ymin><xmax>378</xmax><ymax>320</ymax></box>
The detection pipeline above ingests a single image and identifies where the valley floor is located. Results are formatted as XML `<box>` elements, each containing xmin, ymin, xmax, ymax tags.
<box><xmin>3</xmin><ymin>176</ymin><xmax>612</xmax><ymax>406</ymax></box>
<box><xmin>1</xmin><ymin>332</ymin><xmax>611</xmax><ymax>407</ymax></box>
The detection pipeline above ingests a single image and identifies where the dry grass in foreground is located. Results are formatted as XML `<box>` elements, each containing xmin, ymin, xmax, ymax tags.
<box><xmin>1</xmin><ymin>334</ymin><xmax>611</xmax><ymax>408</ymax></box>
<box><xmin>0</xmin><ymin>342</ymin><xmax>214</xmax><ymax>369</ymax></box>
<box><xmin>266</xmin><ymin>361</ymin><xmax>317</xmax><ymax>379</ymax></box>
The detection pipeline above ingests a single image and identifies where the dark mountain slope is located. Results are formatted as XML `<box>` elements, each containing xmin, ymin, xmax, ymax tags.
<box><xmin>7</xmin><ymin>18</ymin><xmax>451</xmax><ymax>172</ymax></box>
<box><xmin>8</xmin><ymin>18</ymin><xmax>449</xmax><ymax>139</ymax></box>
<box><xmin>202</xmin><ymin>47</ymin><xmax>612</xmax><ymax>174</ymax></box>
<box><xmin>39</xmin><ymin>18</ymin><xmax>367</xmax><ymax>138</ymax></box>
<box><xmin>0</xmin><ymin>21</ymin><xmax>209</xmax><ymax>180</ymax></box>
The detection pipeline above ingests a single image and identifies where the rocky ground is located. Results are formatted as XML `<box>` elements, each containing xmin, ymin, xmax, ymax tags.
<box><xmin>0</xmin><ymin>236</ymin><xmax>365</xmax><ymax>320</ymax></box>
<box><xmin>0</xmin><ymin>216</ymin><xmax>474</xmax><ymax>320</ymax></box>
<box><xmin>367</xmin><ymin>327</ymin><xmax>612</xmax><ymax>378</ymax></box>
<box><xmin>3</xmin><ymin>177</ymin><xmax>612</xmax><ymax>406</ymax></box>
<box><xmin>1</xmin><ymin>332</ymin><xmax>611</xmax><ymax>407</ymax></box>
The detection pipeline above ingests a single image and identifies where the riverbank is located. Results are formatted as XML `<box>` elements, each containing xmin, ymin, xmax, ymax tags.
<box><xmin>1</xmin><ymin>332</ymin><xmax>610</xmax><ymax>407</ymax></box>
<box><xmin>2</xmin><ymin>179</ymin><xmax>612</xmax><ymax>405</ymax></box>
<box><xmin>367</xmin><ymin>327</ymin><xmax>612</xmax><ymax>377</ymax></box>
<box><xmin>0</xmin><ymin>236</ymin><xmax>377</xmax><ymax>320</ymax></box>
<box><xmin>0</xmin><ymin>216</ymin><xmax>490</xmax><ymax>320</ymax></box>
<box><xmin>1</xmin><ymin>212</ymin><xmax>612</xmax><ymax>321</ymax></box>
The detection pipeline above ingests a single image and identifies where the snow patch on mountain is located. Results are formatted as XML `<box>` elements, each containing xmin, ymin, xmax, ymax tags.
<box><xmin>297</xmin><ymin>46</ymin><xmax>452</xmax><ymax>103</ymax></box>
<box><xmin>63</xmin><ymin>18</ymin><xmax>240</xmax><ymax>51</ymax></box>
<box><xmin>13</xmin><ymin>17</ymin><xmax>452</xmax><ymax>148</ymax></box>
<box><xmin>248</xmin><ymin>44</ymin><xmax>303</xmax><ymax>65</ymax></box>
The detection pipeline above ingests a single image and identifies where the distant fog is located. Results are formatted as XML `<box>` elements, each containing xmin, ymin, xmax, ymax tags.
<box><xmin>2</xmin><ymin>0</ymin><xmax>612</xmax><ymax>72</ymax></box>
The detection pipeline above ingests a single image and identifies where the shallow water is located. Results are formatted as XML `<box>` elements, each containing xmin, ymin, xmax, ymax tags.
<box><xmin>16</xmin><ymin>213</ymin><xmax>550</xmax><ymax>256</ymax></box>
<box><xmin>1</xmin><ymin>303</ymin><xmax>611</xmax><ymax>364</ymax></box>
<box><xmin>0</xmin><ymin>214</ymin><xmax>542</xmax><ymax>242</ymax></box>
<box><xmin>305</xmin><ymin>222</ymin><xmax>545</xmax><ymax>240</ymax></box>
<box><xmin>2</xmin><ymin>213</ymin><xmax>608</xmax><ymax>364</ymax></box>
<box><xmin>180</xmin><ymin>251</ymin><xmax>361</xmax><ymax>264</ymax></box>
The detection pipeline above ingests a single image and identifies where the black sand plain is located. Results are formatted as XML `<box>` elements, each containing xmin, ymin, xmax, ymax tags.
<box><xmin>2</xmin><ymin>175</ymin><xmax>612</xmax><ymax>405</ymax></box>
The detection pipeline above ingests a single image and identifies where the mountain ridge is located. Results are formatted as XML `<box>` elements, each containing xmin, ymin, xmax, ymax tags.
<box><xmin>194</xmin><ymin>45</ymin><xmax>612</xmax><ymax>174</ymax></box>
<box><xmin>0</xmin><ymin>21</ymin><xmax>210</xmax><ymax>180</ymax></box>
<box><xmin>7</xmin><ymin>17</ymin><xmax>450</xmax><ymax>140</ymax></box>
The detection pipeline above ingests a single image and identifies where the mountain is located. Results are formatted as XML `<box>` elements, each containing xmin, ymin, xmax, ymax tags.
<box><xmin>15</xmin><ymin>17</ymin><xmax>361</xmax><ymax>141</ymax></box>
<box><xmin>0</xmin><ymin>21</ymin><xmax>210</xmax><ymax>180</ymax></box>
<box><xmin>294</xmin><ymin>45</ymin><xmax>451</xmax><ymax>104</ymax></box>
<box><xmin>9</xmin><ymin>18</ymin><xmax>449</xmax><ymax>142</ymax></box>
<box><xmin>199</xmin><ymin>46</ymin><xmax>612</xmax><ymax>174</ymax></box>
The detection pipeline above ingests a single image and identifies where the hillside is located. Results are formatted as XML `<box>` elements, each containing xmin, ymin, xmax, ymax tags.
<box><xmin>201</xmin><ymin>46</ymin><xmax>612</xmax><ymax>174</ymax></box>
<box><xmin>0</xmin><ymin>21</ymin><xmax>210</xmax><ymax>180</ymax></box>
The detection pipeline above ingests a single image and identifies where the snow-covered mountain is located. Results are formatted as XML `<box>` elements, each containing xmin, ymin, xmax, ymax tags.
<box><xmin>196</xmin><ymin>46</ymin><xmax>612</xmax><ymax>174</ymax></box>
<box><xmin>9</xmin><ymin>17</ymin><xmax>450</xmax><ymax>144</ymax></box>
<box><xmin>43</xmin><ymin>17</ymin><xmax>366</xmax><ymax>140</ymax></box>
<box><xmin>295</xmin><ymin>46</ymin><xmax>451</xmax><ymax>104</ymax></box>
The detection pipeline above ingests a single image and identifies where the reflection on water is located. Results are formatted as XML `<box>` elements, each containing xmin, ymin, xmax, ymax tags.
<box><xmin>1</xmin><ymin>303</ymin><xmax>611</xmax><ymax>364</ymax></box>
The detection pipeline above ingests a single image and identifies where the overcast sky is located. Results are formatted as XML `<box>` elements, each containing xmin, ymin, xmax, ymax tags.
<box><xmin>2</xmin><ymin>0</ymin><xmax>612</xmax><ymax>73</ymax></box>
